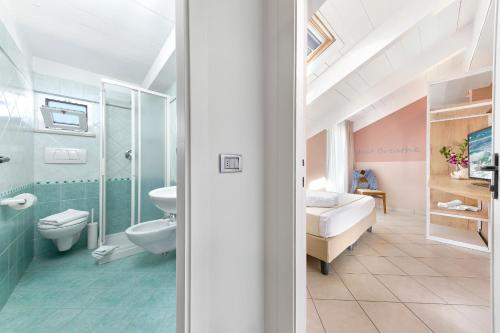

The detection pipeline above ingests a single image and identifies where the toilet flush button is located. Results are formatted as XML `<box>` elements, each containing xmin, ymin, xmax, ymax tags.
<box><xmin>219</xmin><ymin>154</ymin><xmax>242</xmax><ymax>173</ymax></box>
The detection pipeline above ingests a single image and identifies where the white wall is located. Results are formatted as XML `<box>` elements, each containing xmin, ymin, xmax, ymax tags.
<box><xmin>181</xmin><ymin>0</ymin><xmax>301</xmax><ymax>332</ymax></box>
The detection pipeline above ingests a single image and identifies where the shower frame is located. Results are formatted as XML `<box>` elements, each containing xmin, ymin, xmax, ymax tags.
<box><xmin>98</xmin><ymin>78</ymin><xmax>172</xmax><ymax>247</ymax></box>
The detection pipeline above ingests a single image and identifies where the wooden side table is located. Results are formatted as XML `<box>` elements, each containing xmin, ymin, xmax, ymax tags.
<box><xmin>355</xmin><ymin>189</ymin><xmax>387</xmax><ymax>214</ymax></box>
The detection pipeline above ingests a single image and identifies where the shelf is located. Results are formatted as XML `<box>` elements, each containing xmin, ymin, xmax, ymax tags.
<box><xmin>429</xmin><ymin>224</ymin><xmax>487</xmax><ymax>250</ymax></box>
<box><xmin>430</xmin><ymin>202</ymin><xmax>488</xmax><ymax>221</ymax></box>
<box><xmin>430</xmin><ymin>99</ymin><xmax>492</xmax><ymax>122</ymax></box>
<box><xmin>429</xmin><ymin>176</ymin><xmax>491</xmax><ymax>201</ymax></box>
<box><xmin>430</xmin><ymin>99</ymin><xmax>492</xmax><ymax>113</ymax></box>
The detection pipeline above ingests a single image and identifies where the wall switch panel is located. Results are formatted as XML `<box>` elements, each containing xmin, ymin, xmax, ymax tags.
<box><xmin>220</xmin><ymin>154</ymin><xmax>242</xmax><ymax>173</ymax></box>
<box><xmin>44</xmin><ymin>147</ymin><xmax>87</xmax><ymax>164</ymax></box>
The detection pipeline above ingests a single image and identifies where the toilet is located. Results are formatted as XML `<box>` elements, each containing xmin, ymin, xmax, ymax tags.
<box><xmin>125</xmin><ymin>219</ymin><xmax>176</xmax><ymax>254</ymax></box>
<box><xmin>38</xmin><ymin>210</ymin><xmax>89</xmax><ymax>252</ymax></box>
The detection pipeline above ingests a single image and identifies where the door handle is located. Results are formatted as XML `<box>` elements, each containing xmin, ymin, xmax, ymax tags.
<box><xmin>479</xmin><ymin>153</ymin><xmax>499</xmax><ymax>199</ymax></box>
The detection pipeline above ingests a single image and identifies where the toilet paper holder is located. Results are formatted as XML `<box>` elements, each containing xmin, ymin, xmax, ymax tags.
<box><xmin>0</xmin><ymin>198</ymin><xmax>27</xmax><ymax>205</ymax></box>
<box><xmin>0</xmin><ymin>193</ymin><xmax>37</xmax><ymax>210</ymax></box>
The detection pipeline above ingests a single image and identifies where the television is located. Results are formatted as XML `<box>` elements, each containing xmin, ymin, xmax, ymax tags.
<box><xmin>468</xmin><ymin>126</ymin><xmax>493</xmax><ymax>180</ymax></box>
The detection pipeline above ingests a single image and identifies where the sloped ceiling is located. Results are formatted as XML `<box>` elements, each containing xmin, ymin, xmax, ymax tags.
<box><xmin>306</xmin><ymin>0</ymin><xmax>492</xmax><ymax>137</ymax></box>
<box><xmin>5</xmin><ymin>0</ymin><xmax>175</xmax><ymax>84</ymax></box>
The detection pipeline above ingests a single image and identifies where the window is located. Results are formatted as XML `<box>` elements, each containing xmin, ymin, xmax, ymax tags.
<box><xmin>307</xmin><ymin>14</ymin><xmax>335</xmax><ymax>63</ymax></box>
<box><xmin>41</xmin><ymin>98</ymin><xmax>88</xmax><ymax>132</ymax></box>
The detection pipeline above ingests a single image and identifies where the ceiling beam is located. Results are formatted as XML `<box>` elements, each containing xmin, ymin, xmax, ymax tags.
<box><xmin>142</xmin><ymin>29</ymin><xmax>176</xmax><ymax>89</ymax></box>
<box><xmin>306</xmin><ymin>25</ymin><xmax>472</xmax><ymax>137</ymax></box>
<box><xmin>465</xmin><ymin>0</ymin><xmax>493</xmax><ymax>69</ymax></box>
<box><xmin>306</xmin><ymin>0</ymin><xmax>457</xmax><ymax>105</ymax></box>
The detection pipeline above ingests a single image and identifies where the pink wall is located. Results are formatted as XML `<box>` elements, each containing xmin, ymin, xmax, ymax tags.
<box><xmin>306</xmin><ymin>130</ymin><xmax>327</xmax><ymax>189</ymax></box>
<box><xmin>353</xmin><ymin>98</ymin><xmax>427</xmax><ymax>214</ymax></box>
<box><xmin>354</xmin><ymin>98</ymin><xmax>427</xmax><ymax>162</ymax></box>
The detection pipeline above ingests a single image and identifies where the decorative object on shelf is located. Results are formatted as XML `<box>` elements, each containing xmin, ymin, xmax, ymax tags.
<box><xmin>440</xmin><ymin>138</ymin><xmax>469</xmax><ymax>179</ymax></box>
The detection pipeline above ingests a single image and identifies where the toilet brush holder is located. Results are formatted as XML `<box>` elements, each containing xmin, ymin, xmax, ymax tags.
<box><xmin>87</xmin><ymin>222</ymin><xmax>98</xmax><ymax>250</ymax></box>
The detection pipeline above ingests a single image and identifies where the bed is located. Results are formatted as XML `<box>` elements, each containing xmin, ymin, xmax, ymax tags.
<box><xmin>306</xmin><ymin>192</ymin><xmax>376</xmax><ymax>275</ymax></box>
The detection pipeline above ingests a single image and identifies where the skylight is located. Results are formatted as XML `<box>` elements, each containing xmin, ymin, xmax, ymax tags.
<box><xmin>307</xmin><ymin>14</ymin><xmax>334</xmax><ymax>63</ymax></box>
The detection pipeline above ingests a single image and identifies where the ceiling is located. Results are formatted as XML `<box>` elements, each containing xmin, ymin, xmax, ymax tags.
<box><xmin>306</xmin><ymin>0</ymin><xmax>493</xmax><ymax>137</ymax></box>
<box><xmin>4</xmin><ymin>0</ymin><xmax>175</xmax><ymax>84</ymax></box>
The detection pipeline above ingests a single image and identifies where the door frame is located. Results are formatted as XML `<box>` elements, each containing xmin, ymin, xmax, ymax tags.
<box><xmin>491</xmin><ymin>0</ymin><xmax>499</xmax><ymax>330</ymax></box>
<box><xmin>175</xmin><ymin>0</ymin><xmax>190</xmax><ymax>331</ymax></box>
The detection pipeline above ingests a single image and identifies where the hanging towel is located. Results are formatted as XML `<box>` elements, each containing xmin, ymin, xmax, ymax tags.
<box><xmin>40</xmin><ymin>209</ymin><xmax>89</xmax><ymax>226</ymax></box>
<box><xmin>92</xmin><ymin>245</ymin><xmax>118</xmax><ymax>260</ymax></box>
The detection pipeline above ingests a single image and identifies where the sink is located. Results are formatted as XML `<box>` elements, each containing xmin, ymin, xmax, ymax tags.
<box><xmin>149</xmin><ymin>186</ymin><xmax>176</xmax><ymax>214</ymax></box>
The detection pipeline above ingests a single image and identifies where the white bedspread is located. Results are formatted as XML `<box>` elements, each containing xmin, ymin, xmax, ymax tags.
<box><xmin>306</xmin><ymin>193</ymin><xmax>375</xmax><ymax>238</ymax></box>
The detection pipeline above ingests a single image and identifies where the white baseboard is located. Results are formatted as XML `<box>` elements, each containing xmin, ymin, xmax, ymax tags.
<box><xmin>376</xmin><ymin>206</ymin><xmax>425</xmax><ymax>216</ymax></box>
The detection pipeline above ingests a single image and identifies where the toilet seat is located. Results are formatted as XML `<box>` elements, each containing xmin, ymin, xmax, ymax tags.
<box><xmin>37</xmin><ymin>216</ymin><xmax>88</xmax><ymax>230</ymax></box>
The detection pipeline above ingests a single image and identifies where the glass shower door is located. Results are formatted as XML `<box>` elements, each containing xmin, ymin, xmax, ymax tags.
<box><xmin>138</xmin><ymin>91</ymin><xmax>167</xmax><ymax>223</ymax></box>
<box><xmin>102</xmin><ymin>83</ymin><xmax>135</xmax><ymax>237</ymax></box>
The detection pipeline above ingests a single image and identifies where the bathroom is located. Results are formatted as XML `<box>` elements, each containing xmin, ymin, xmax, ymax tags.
<box><xmin>0</xmin><ymin>1</ymin><xmax>177</xmax><ymax>332</ymax></box>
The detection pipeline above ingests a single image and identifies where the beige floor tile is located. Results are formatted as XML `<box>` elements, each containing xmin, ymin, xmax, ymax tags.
<box><xmin>360</xmin><ymin>302</ymin><xmax>431</xmax><ymax>333</ymax></box>
<box><xmin>423</xmin><ymin>244</ymin><xmax>471</xmax><ymax>258</ymax></box>
<box><xmin>453</xmin><ymin>305</ymin><xmax>491</xmax><ymax>333</ymax></box>
<box><xmin>307</xmin><ymin>299</ymin><xmax>325</xmax><ymax>333</ymax></box>
<box><xmin>307</xmin><ymin>270</ymin><xmax>353</xmax><ymax>300</ymax></box>
<box><xmin>413</xmin><ymin>276</ymin><xmax>489</xmax><ymax>306</ymax></box>
<box><xmin>307</xmin><ymin>288</ymin><xmax>311</xmax><ymax>299</ymax></box>
<box><xmin>344</xmin><ymin>242</ymin><xmax>379</xmax><ymax>256</ymax></box>
<box><xmin>371</xmin><ymin>225</ymin><xmax>397</xmax><ymax>234</ymax></box>
<box><xmin>358</xmin><ymin>232</ymin><xmax>388</xmax><ymax>245</ymax></box>
<box><xmin>340</xmin><ymin>273</ymin><xmax>398</xmax><ymax>302</ymax></box>
<box><xmin>377</xmin><ymin>233</ymin><xmax>412</xmax><ymax>244</ymax></box>
<box><xmin>453</xmin><ymin>247</ymin><xmax>491</xmax><ymax>260</ymax></box>
<box><xmin>370</xmin><ymin>243</ymin><xmax>409</xmax><ymax>257</ymax></box>
<box><xmin>394</xmin><ymin>243</ymin><xmax>436</xmax><ymax>257</ymax></box>
<box><xmin>386</xmin><ymin>256</ymin><xmax>442</xmax><ymax>276</ymax></box>
<box><xmin>407</xmin><ymin>303</ymin><xmax>487</xmax><ymax>333</ymax></box>
<box><xmin>376</xmin><ymin>275</ymin><xmax>445</xmax><ymax>303</ymax></box>
<box><xmin>450</xmin><ymin>277</ymin><xmax>490</xmax><ymax>302</ymax></box>
<box><xmin>315</xmin><ymin>300</ymin><xmax>378</xmax><ymax>333</ymax></box>
<box><xmin>356</xmin><ymin>256</ymin><xmax>406</xmax><ymax>275</ymax></box>
<box><xmin>418</xmin><ymin>257</ymin><xmax>489</xmax><ymax>278</ymax></box>
<box><xmin>331</xmin><ymin>255</ymin><xmax>369</xmax><ymax>274</ymax></box>
<box><xmin>403</xmin><ymin>234</ymin><xmax>441</xmax><ymax>245</ymax></box>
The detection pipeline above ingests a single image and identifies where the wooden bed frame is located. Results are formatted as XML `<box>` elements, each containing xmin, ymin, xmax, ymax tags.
<box><xmin>307</xmin><ymin>209</ymin><xmax>376</xmax><ymax>275</ymax></box>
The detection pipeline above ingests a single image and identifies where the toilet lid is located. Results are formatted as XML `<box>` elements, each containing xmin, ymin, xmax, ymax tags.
<box><xmin>38</xmin><ymin>217</ymin><xmax>88</xmax><ymax>230</ymax></box>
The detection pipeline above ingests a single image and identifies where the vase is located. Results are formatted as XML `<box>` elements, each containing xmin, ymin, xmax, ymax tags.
<box><xmin>450</xmin><ymin>164</ymin><xmax>468</xmax><ymax>179</ymax></box>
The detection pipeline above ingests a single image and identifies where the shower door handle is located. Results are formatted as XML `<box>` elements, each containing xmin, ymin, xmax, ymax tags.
<box><xmin>125</xmin><ymin>150</ymin><xmax>133</xmax><ymax>161</ymax></box>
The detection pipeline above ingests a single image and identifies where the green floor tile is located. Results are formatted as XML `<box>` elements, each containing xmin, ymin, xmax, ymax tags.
<box><xmin>0</xmin><ymin>248</ymin><xmax>176</xmax><ymax>331</ymax></box>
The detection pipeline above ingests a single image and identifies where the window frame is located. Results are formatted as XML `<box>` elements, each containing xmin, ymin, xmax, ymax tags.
<box><xmin>41</xmin><ymin>98</ymin><xmax>89</xmax><ymax>132</ymax></box>
<box><xmin>307</xmin><ymin>14</ymin><xmax>335</xmax><ymax>63</ymax></box>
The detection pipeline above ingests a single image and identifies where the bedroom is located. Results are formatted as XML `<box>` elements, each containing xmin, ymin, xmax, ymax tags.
<box><xmin>304</xmin><ymin>0</ymin><xmax>495</xmax><ymax>332</ymax></box>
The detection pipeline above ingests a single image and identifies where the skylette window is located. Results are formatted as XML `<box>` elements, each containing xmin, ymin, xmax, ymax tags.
<box><xmin>307</xmin><ymin>14</ymin><xmax>334</xmax><ymax>63</ymax></box>
<box><xmin>41</xmin><ymin>99</ymin><xmax>88</xmax><ymax>132</ymax></box>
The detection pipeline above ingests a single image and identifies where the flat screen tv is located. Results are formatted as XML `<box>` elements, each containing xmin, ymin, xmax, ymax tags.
<box><xmin>468</xmin><ymin>126</ymin><xmax>493</xmax><ymax>180</ymax></box>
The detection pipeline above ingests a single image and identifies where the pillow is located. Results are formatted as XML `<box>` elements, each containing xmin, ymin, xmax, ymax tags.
<box><xmin>305</xmin><ymin>191</ymin><xmax>339</xmax><ymax>208</ymax></box>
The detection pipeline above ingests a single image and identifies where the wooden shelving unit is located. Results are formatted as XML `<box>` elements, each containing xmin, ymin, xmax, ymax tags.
<box><xmin>426</xmin><ymin>69</ymin><xmax>493</xmax><ymax>252</ymax></box>
<box><xmin>429</xmin><ymin>176</ymin><xmax>491</xmax><ymax>201</ymax></box>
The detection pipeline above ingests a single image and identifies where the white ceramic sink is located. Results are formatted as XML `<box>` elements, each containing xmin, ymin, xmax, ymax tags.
<box><xmin>149</xmin><ymin>186</ymin><xmax>176</xmax><ymax>214</ymax></box>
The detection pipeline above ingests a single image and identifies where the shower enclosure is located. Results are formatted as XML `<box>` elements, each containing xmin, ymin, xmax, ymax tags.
<box><xmin>99</xmin><ymin>79</ymin><xmax>175</xmax><ymax>256</ymax></box>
